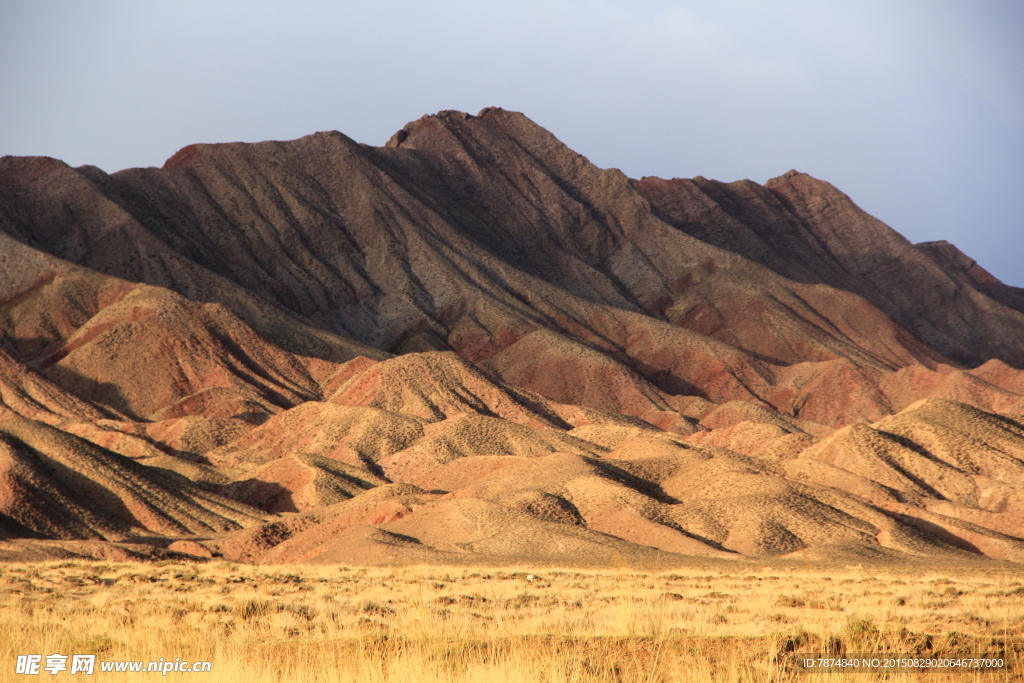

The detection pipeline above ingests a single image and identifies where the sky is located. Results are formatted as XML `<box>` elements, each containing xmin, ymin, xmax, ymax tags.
<box><xmin>2</xmin><ymin>0</ymin><xmax>1022</xmax><ymax>285</ymax></box>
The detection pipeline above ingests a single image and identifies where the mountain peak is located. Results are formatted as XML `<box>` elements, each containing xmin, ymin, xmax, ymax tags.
<box><xmin>163</xmin><ymin>143</ymin><xmax>204</xmax><ymax>169</ymax></box>
<box><xmin>765</xmin><ymin>169</ymin><xmax>813</xmax><ymax>187</ymax></box>
<box><xmin>385</xmin><ymin>107</ymin><xmax>531</xmax><ymax>149</ymax></box>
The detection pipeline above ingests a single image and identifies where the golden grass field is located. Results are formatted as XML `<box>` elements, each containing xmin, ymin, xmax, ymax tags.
<box><xmin>1</xmin><ymin>560</ymin><xmax>1022</xmax><ymax>682</ymax></box>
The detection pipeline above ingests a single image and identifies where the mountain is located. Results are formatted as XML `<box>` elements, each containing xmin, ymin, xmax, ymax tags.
<box><xmin>1</xmin><ymin>107</ymin><xmax>1022</xmax><ymax>565</ymax></box>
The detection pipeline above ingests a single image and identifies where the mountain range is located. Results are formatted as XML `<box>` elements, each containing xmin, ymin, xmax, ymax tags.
<box><xmin>1</xmin><ymin>107</ymin><xmax>1022</xmax><ymax>565</ymax></box>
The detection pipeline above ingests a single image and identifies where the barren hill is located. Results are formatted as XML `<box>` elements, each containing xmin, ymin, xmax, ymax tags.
<box><xmin>1</xmin><ymin>108</ymin><xmax>1023</xmax><ymax>565</ymax></box>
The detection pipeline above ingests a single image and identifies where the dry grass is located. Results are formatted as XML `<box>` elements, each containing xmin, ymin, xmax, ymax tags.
<box><xmin>1</xmin><ymin>560</ymin><xmax>1021</xmax><ymax>681</ymax></box>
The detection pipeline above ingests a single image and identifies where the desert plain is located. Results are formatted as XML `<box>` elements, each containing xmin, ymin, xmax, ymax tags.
<box><xmin>2</xmin><ymin>559</ymin><xmax>1022</xmax><ymax>682</ymax></box>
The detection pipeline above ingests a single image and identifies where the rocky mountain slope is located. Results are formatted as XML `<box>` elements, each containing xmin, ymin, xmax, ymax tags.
<box><xmin>1</xmin><ymin>108</ymin><xmax>1022</xmax><ymax>565</ymax></box>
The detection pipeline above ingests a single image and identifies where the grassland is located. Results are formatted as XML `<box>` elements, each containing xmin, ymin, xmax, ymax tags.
<box><xmin>1</xmin><ymin>560</ymin><xmax>1021</xmax><ymax>681</ymax></box>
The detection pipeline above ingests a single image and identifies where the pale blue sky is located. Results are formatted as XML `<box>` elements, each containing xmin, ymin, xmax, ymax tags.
<box><xmin>2</xmin><ymin>0</ymin><xmax>1021</xmax><ymax>285</ymax></box>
